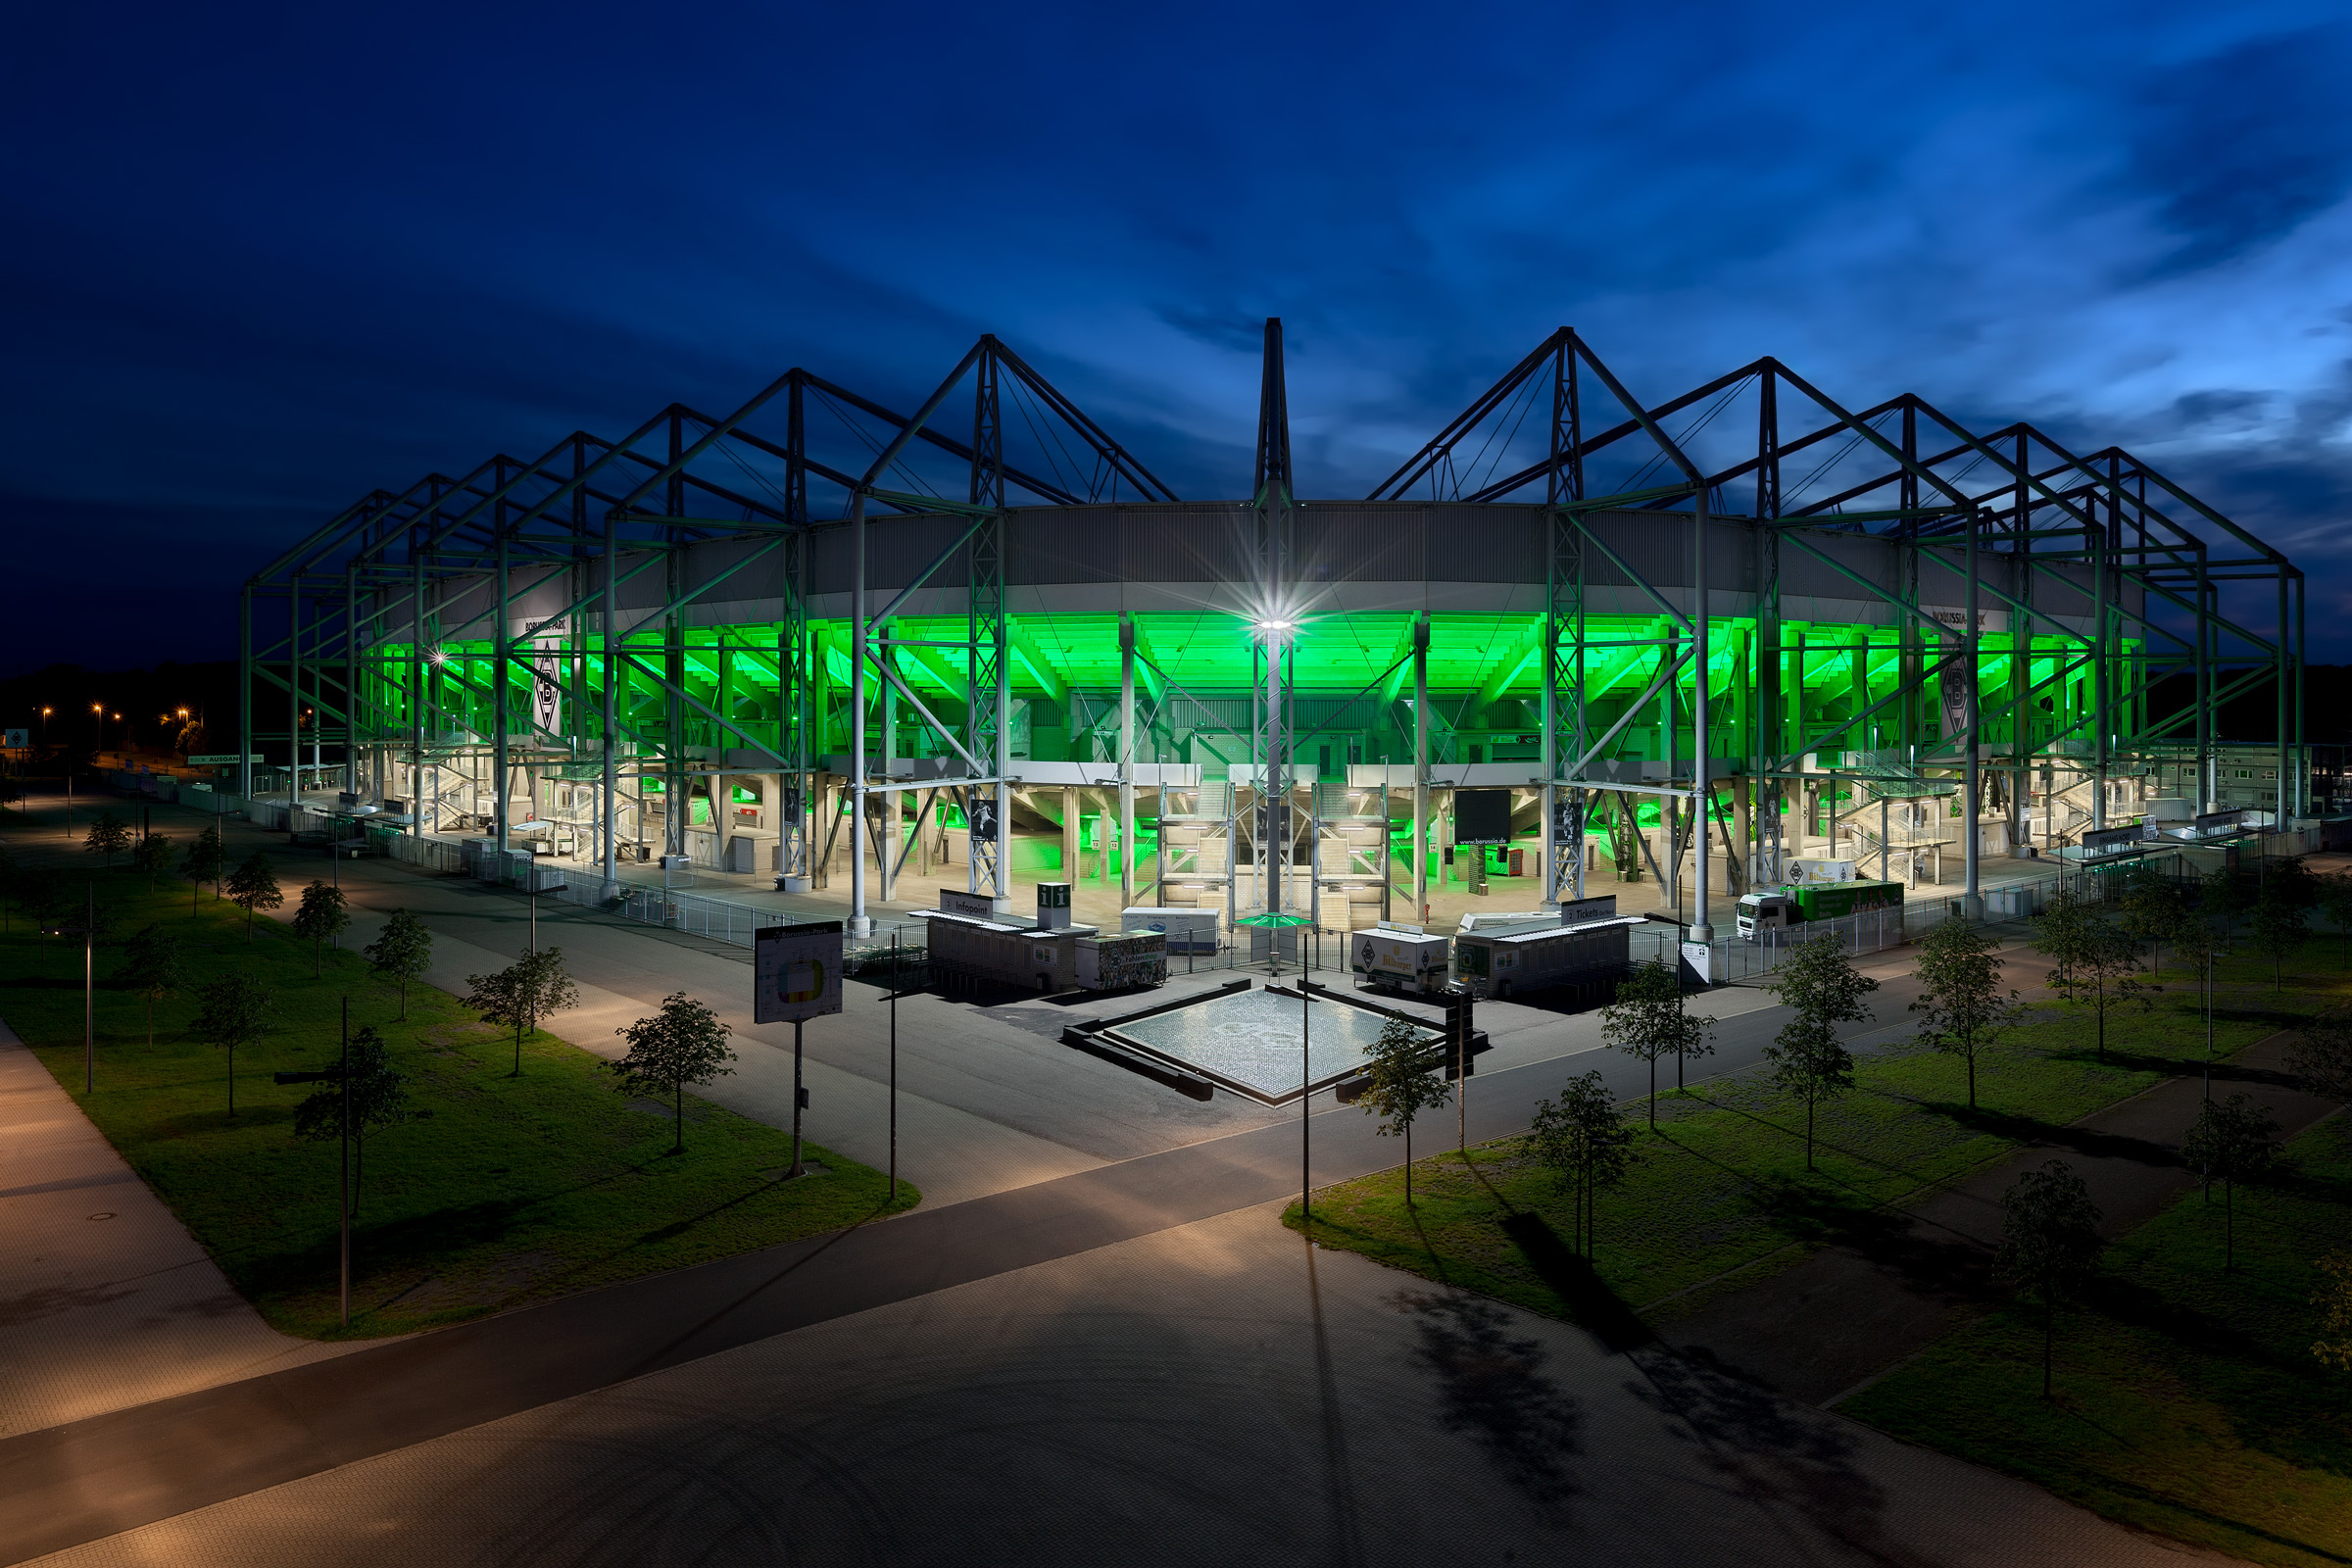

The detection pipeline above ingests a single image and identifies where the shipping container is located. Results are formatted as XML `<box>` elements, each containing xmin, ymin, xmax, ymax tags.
<box><xmin>1122</xmin><ymin>906</ymin><xmax>1220</xmax><ymax>955</ymax></box>
<box><xmin>1454</xmin><ymin>917</ymin><xmax>1639</xmax><ymax>999</ymax></box>
<box><xmin>1351</xmin><ymin>929</ymin><xmax>1452</xmax><ymax>994</ymax></box>
<box><xmin>1077</xmin><ymin>931</ymin><xmax>1168</xmax><ymax>990</ymax></box>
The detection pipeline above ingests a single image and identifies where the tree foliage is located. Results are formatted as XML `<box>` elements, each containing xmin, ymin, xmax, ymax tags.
<box><xmin>180</xmin><ymin>826</ymin><xmax>226</xmax><ymax>914</ymax></box>
<box><xmin>224</xmin><ymin>852</ymin><xmax>282</xmax><ymax>938</ymax></box>
<box><xmin>465</xmin><ymin>947</ymin><xmax>580</xmax><ymax>1076</ymax></box>
<box><xmin>2287</xmin><ymin>1017</ymin><xmax>2352</xmax><ymax>1104</ymax></box>
<box><xmin>132</xmin><ymin>830</ymin><xmax>174</xmax><ymax>892</ymax></box>
<box><xmin>2318</xmin><ymin>872</ymin><xmax>2352</xmax><ymax>970</ymax></box>
<box><xmin>117</xmin><ymin>922</ymin><xmax>186</xmax><ymax>1048</ymax></box>
<box><xmin>189</xmin><ymin>974</ymin><xmax>273</xmax><ymax>1117</ymax></box>
<box><xmin>365</xmin><ymin>908</ymin><xmax>433</xmax><ymax>1020</ymax></box>
<box><xmin>1910</xmin><ymin>917</ymin><xmax>2024</xmax><ymax>1110</ymax></box>
<box><xmin>2249</xmin><ymin>875</ymin><xmax>2312</xmax><ymax>993</ymax></box>
<box><xmin>1996</xmin><ymin>1157</ymin><xmax>2105</xmax><ymax>1398</ymax></box>
<box><xmin>610</xmin><ymin>992</ymin><xmax>736</xmax><ymax>1154</ymax></box>
<box><xmin>291</xmin><ymin>880</ymin><xmax>350</xmax><ymax>975</ymax></box>
<box><xmin>2182</xmin><ymin>1092</ymin><xmax>2282</xmax><ymax>1275</ymax></box>
<box><xmin>1356</xmin><ymin>1014</ymin><xmax>1455</xmax><ymax>1204</ymax></box>
<box><xmin>82</xmin><ymin>810</ymin><xmax>131</xmax><ymax>867</ymax></box>
<box><xmin>2313</xmin><ymin>1252</ymin><xmax>2352</xmax><ymax>1372</ymax></box>
<box><xmin>1600</xmin><ymin>956</ymin><xmax>1715</xmax><ymax>1128</ymax></box>
<box><xmin>291</xmin><ymin>1025</ymin><xmax>413</xmax><ymax>1212</ymax></box>
<box><xmin>1527</xmin><ymin>1069</ymin><xmax>1636</xmax><ymax>1258</ymax></box>
<box><xmin>2035</xmin><ymin>891</ymin><xmax>2153</xmax><ymax>1061</ymax></box>
<box><xmin>1764</xmin><ymin>932</ymin><xmax>1878</xmax><ymax>1170</ymax></box>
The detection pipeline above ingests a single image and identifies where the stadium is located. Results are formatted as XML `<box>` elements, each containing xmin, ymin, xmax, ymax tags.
<box><xmin>230</xmin><ymin>322</ymin><xmax>2308</xmax><ymax>948</ymax></box>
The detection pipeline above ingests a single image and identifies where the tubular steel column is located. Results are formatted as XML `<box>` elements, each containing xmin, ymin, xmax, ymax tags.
<box><xmin>410</xmin><ymin>533</ymin><xmax>424</xmax><ymax>839</ymax></box>
<box><xmin>345</xmin><ymin>563</ymin><xmax>360</xmax><ymax>795</ymax></box>
<box><xmin>849</xmin><ymin>485</ymin><xmax>870</xmax><ymax>935</ymax></box>
<box><xmin>1963</xmin><ymin>509</ymin><xmax>1983</xmax><ymax>917</ymax></box>
<box><xmin>602</xmin><ymin>507</ymin><xmax>619</xmax><ymax>891</ymax></box>
<box><xmin>1119</xmin><ymin>612</ymin><xmax>1137</xmax><ymax>908</ymax></box>
<box><xmin>238</xmin><ymin>585</ymin><xmax>255</xmax><ymax>800</ymax></box>
<box><xmin>1690</xmin><ymin>491</ymin><xmax>1713</xmax><ymax>942</ymax></box>
<box><xmin>287</xmin><ymin>579</ymin><xmax>301</xmax><ymax>814</ymax></box>
<box><xmin>494</xmin><ymin>520</ymin><xmax>511</xmax><ymax>857</ymax></box>
<box><xmin>1412</xmin><ymin>612</ymin><xmax>1430</xmax><ymax>924</ymax></box>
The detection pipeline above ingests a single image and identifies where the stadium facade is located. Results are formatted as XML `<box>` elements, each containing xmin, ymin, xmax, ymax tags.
<box><xmin>239</xmin><ymin>322</ymin><xmax>2307</xmax><ymax>940</ymax></box>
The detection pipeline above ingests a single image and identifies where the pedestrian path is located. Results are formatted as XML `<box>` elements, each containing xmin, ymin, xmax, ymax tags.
<box><xmin>0</xmin><ymin>1022</ymin><xmax>377</xmax><ymax>1441</ymax></box>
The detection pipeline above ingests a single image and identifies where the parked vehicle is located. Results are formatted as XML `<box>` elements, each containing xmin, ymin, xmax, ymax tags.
<box><xmin>1735</xmin><ymin>879</ymin><xmax>1903</xmax><ymax>940</ymax></box>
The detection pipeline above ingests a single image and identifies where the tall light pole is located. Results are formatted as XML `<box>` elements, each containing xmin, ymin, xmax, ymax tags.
<box><xmin>44</xmin><ymin>888</ymin><xmax>97</xmax><ymax>1094</ymax></box>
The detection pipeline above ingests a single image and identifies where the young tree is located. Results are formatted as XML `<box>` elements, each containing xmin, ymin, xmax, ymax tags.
<box><xmin>1600</xmin><ymin>956</ymin><xmax>1716</xmax><ymax>1129</ymax></box>
<box><xmin>2031</xmin><ymin>886</ymin><xmax>2093</xmax><ymax>991</ymax></box>
<box><xmin>1527</xmin><ymin>1068</ymin><xmax>1637</xmax><ymax>1258</ymax></box>
<box><xmin>610</xmin><ymin>992</ymin><xmax>737</xmax><ymax>1155</ymax></box>
<box><xmin>180</xmin><ymin>826</ymin><xmax>226</xmax><ymax>915</ymax></box>
<box><xmin>132</xmin><ymin>829</ymin><xmax>174</xmax><ymax>893</ymax></box>
<box><xmin>2181</xmin><ymin>1092</ymin><xmax>2282</xmax><ymax>1274</ymax></box>
<box><xmin>190</xmin><ymin>974</ymin><xmax>273</xmax><ymax>1117</ymax></box>
<box><xmin>225</xmin><ymin>852</ymin><xmax>282</xmax><ymax>939</ymax></box>
<box><xmin>291</xmin><ymin>880</ymin><xmax>350</xmax><ymax>975</ymax></box>
<box><xmin>465</xmin><ymin>946</ymin><xmax>580</xmax><ymax>1076</ymax></box>
<box><xmin>1764</xmin><ymin>932</ymin><xmax>1878</xmax><ymax>1170</ymax></box>
<box><xmin>2202</xmin><ymin>865</ymin><xmax>2257</xmax><ymax>941</ymax></box>
<box><xmin>1355</xmin><ymin>1014</ymin><xmax>1456</xmax><ymax>1205</ymax></box>
<box><xmin>2318</xmin><ymin>871</ymin><xmax>2352</xmax><ymax>970</ymax></box>
<box><xmin>1910</xmin><ymin>917</ymin><xmax>2025</xmax><ymax>1110</ymax></box>
<box><xmin>1996</xmin><ymin>1157</ymin><xmax>2105</xmax><ymax>1398</ymax></box>
<box><xmin>365</xmin><ymin>908</ymin><xmax>434</xmax><ymax>1020</ymax></box>
<box><xmin>2313</xmin><ymin>1252</ymin><xmax>2352</xmax><ymax>1371</ymax></box>
<box><xmin>2249</xmin><ymin>878</ymin><xmax>2311</xmax><ymax>993</ymax></box>
<box><xmin>2041</xmin><ymin>906</ymin><xmax>2153</xmax><ymax>1063</ymax></box>
<box><xmin>2288</xmin><ymin>1017</ymin><xmax>2352</xmax><ymax>1104</ymax></box>
<box><xmin>117</xmin><ymin>922</ymin><xmax>186</xmax><ymax>1048</ymax></box>
<box><xmin>2117</xmin><ymin>862</ymin><xmax>2188</xmax><ymax>974</ymax></box>
<box><xmin>83</xmin><ymin>810</ymin><xmax>132</xmax><ymax>868</ymax></box>
<box><xmin>291</xmin><ymin>1025</ymin><xmax>412</xmax><ymax>1214</ymax></box>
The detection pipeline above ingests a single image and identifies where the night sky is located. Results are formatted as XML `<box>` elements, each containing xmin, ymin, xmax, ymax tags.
<box><xmin>7</xmin><ymin>1</ymin><xmax>2350</xmax><ymax>672</ymax></box>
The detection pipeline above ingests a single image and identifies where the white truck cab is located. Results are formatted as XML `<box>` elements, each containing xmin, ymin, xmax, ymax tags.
<box><xmin>1735</xmin><ymin>892</ymin><xmax>1795</xmax><ymax>941</ymax></box>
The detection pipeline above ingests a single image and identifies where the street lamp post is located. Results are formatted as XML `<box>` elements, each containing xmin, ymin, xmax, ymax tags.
<box><xmin>43</xmin><ymin>887</ymin><xmax>97</xmax><ymax>1094</ymax></box>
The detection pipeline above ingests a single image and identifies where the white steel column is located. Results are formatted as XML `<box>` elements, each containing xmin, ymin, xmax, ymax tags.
<box><xmin>1120</xmin><ymin>613</ymin><xmax>1137</xmax><ymax>909</ymax></box>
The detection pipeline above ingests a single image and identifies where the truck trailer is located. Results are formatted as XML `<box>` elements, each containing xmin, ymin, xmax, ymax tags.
<box><xmin>1735</xmin><ymin>879</ymin><xmax>1904</xmax><ymax>940</ymax></box>
<box><xmin>1351</xmin><ymin>929</ymin><xmax>1453</xmax><ymax>995</ymax></box>
<box><xmin>1454</xmin><ymin>917</ymin><xmax>1640</xmax><ymax>1001</ymax></box>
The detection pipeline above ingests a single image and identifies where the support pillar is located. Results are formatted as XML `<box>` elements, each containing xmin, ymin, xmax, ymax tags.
<box><xmin>1120</xmin><ymin>614</ymin><xmax>1137</xmax><ymax>909</ymax></box>
<box><xmin>1412</xmin><ymin>613</ymin><xmax>1429</xmax><ymax>924</ymax></box>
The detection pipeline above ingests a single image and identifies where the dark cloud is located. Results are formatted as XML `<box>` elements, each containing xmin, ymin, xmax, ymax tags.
<box><xmin>2126</xmin><ymin>24</ymin><xmax>2352</xmax><ymax>272</ymax></box>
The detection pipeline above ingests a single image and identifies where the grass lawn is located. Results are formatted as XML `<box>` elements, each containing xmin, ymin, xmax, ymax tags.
<box><xmin>0</xmin><ymin>850</ymin><xmax>914</xmax><ymax>1340</ymax></box>
<box><xmin>1286</xmin><ymin>936</ymin><xmax>2351</xmax><ymax>1326</ymax></box>
<box><xmin>1843</xmin><ymin>1116</ymin><xmax>2352</xmax><ymax>1568</ymax></box>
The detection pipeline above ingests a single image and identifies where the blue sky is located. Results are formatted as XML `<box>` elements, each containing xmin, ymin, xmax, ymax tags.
<box><xmin>5</xmin><ymin>0</ymin><xmax>2350</xmax><ymax>667</ymax></box>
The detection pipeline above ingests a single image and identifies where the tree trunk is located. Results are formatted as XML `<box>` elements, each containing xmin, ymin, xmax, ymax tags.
<box><xmin>1404</xmin><ymin>1120</ymin><xmax>1413</xmax><ymax>1206</ymax></box>
<box><xmin>398</xmin><ymin>978</ymin><xmax>408</xmax><ymax>1022</ymax></box>
<box><xmin>1967</xmin><ymin>1047</ymin><xmax>1976</xmax><ymax>1110</ymax></box>
<box><xmin>354</xmin><ymin>1127</ymin><xmax>366</xmax><ymax>1219</ymax></box>
<box><xmin>2043</xmin><ymin>1297</ymin><xmax>2054</xmax><ymax>1399</ymax></box>
<box><xmin>1805</xmin><ymin>1092</ymin><xmax>1816</xmax><ymax>1171</ymax></box>
<box><xmin>1647</xmin><ymin>1054</ymin><xmax>1656</xmax><ymax>1129</ymax></box>
<box><xmin>227</xmin><ymin>1043</ymin><xmax>236</xmax><ymax>1117</ymax></box>
<box><xmin>2224</xmin><ymin>1179</ymin><xmax>2234</xmax><ymax>1273</ymax></box>
<box><xmin>674</xmin><ymin>1080</ymin><xmax>685</xmax><ymax>1154</ymax></box>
